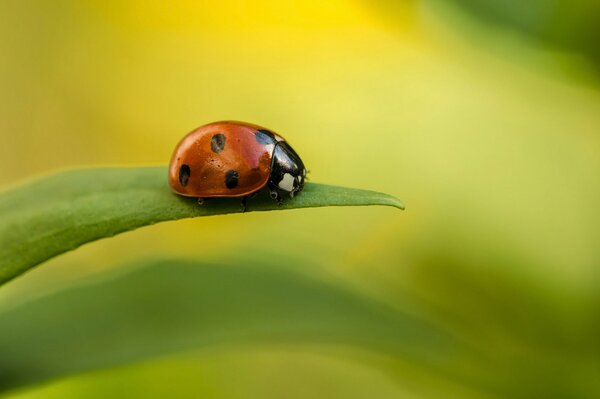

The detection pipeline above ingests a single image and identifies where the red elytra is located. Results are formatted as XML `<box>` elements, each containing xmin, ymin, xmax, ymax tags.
<box><xmin>168</xmin><ymin>121</ymin><xmax>306</xmax><ymax>201</ymax></box>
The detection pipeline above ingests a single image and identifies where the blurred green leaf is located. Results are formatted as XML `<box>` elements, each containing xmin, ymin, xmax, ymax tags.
<box><xmin>0</xmin><ymin>258</ymin><xmax>449</xmax><ymax>392</ymax></box>
<box><xmin>446</xmin><ymin>0</ymin><xmax>600</xmax><ymax>57</ymax></box>
<box><xmin>435</xmin><ymin>0</ymin><xmax>600</xmax><ymax>68</ymax></box>
<box><xmin>0</xmin><ymin>167</ymin><xmax>403</xmax><ymax>286</ymax></box>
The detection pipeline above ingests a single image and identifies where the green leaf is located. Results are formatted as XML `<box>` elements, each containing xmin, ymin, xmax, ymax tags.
<box><xmin>0</xmin><ymin>167</ymin><xmax>403</xmax><ymax>286</ymax></box>
<box><xmin>0</xmin><ymin>258</ymin><xmax>449</xmax><ymax>392</ymax></box>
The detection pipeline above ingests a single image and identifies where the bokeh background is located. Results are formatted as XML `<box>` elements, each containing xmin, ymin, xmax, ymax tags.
<box><xmin>1</xmin><ymin>0</ymin><xmax>599</xmax><ymax>398</ymax></box>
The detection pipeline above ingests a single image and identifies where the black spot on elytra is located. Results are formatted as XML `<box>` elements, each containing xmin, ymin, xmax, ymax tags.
<box><xmin>179</xmin><ymin>164</ymin><xmax>191</xmax><ymax>187</ymax></box>
<box><xmin>211</xmin><ymin>133</ymin><xmax>226</xmax><ymax>153</ymax></box>
<box><xmin>255</xmin><ymin>129</ymin><xmax>277</xmax><ymax>145</ymax></box>
<box><xmin>225</xmin><ymin>170</ymin><xmax>239</xmax><ymax>189</ymax></box>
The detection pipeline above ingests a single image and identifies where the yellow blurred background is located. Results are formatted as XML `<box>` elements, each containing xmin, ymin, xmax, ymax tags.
<box><xmin>1</xmin><ymin>0</ymin><xmax>599</xmax><ymax>398</ymax></box>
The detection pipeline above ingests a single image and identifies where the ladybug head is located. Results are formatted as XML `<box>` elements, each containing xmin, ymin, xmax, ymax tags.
<box><xmin>268</xmin><ymin>141</ymin><xmax>306</xmax><ymax>201</ymax></box>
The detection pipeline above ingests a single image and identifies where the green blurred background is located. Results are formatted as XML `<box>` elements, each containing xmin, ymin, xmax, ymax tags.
<box><xmin>1</xmin><ymin>0</ymin><xmax>599</xmax><ymax>398</ymax></box>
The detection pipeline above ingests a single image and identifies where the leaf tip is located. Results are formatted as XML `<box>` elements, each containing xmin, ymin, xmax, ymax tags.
<box><xmin>391</xmin><ymin>197</ymin><xmax>406</xmax><ymax>210</ymax></box>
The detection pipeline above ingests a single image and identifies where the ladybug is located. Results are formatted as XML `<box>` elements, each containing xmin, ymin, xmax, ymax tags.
<box><xmin>168</xmin><ymin>121</ymin><xmax>306</xmax><ymax>210</ymax></box>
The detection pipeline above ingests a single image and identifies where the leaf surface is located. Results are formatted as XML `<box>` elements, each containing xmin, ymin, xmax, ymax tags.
<box><xmin>0</xmin><ymin>259</ymin><xmax>448</xmax><ymax>392</ymax></box>
<box><xmin>0</xmin><ymin>167</ymin><xmax>404</xmax><ymax>285</ymax></box>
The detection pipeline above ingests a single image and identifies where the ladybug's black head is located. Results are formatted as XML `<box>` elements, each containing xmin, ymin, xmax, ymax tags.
<box><xmin>268</xmin><ymin>141</ymin><xmax>306</xmax><ymax>202</ymax></box>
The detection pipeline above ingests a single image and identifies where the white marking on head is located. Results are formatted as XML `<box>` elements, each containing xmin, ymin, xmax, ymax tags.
<box><xmin>278</xmin><ymin>173</ymin><xmax>295</xmax><ymax>192</ymax></box>
<box><xmin>274</xmin><ymin>135</ymin><xmax>285</xmax><ymax>142</ymax></box>
<box><xmin>302</xmin><ymin>169</ymin><xmax>307</xmax><ymax>177</ymax></box>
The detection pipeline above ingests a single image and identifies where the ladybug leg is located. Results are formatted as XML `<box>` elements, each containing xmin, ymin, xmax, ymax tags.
<box><xmin>269</xmin><ymin>190</ymin><xmax>283</xmax><ymax>207</ymax></box>
<box><xmin>240</xmin><ymin>192</ymin><xmax>258</xmax><ymax>213</ymax></box>
<box><xmin>197</xmin><ymin>198</ymin><xmax>205</xmax><ymax>205</ymax></box>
